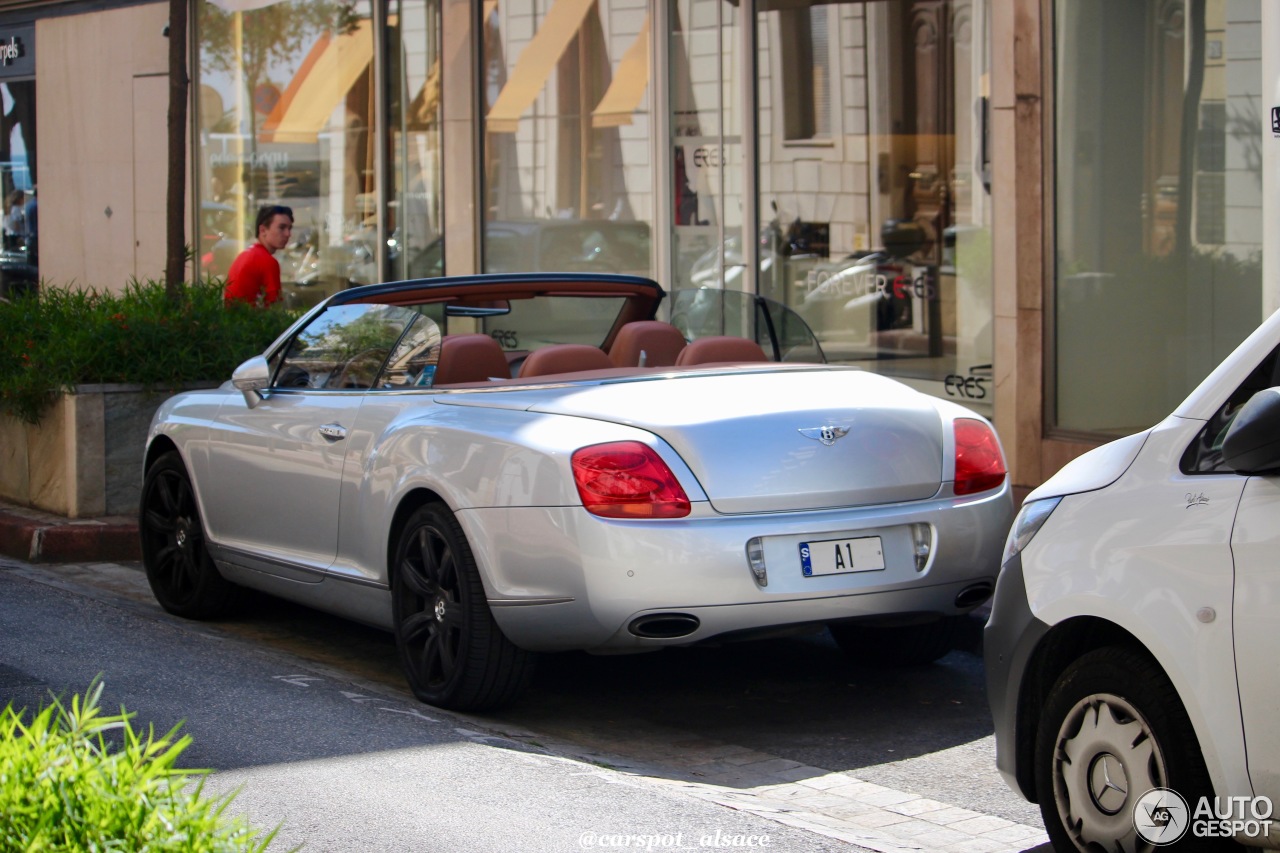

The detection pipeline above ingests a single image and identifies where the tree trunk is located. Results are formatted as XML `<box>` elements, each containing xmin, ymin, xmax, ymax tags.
<box><xmin>164</xmin><ymin>0</ymin><xmax>190</xmax><ymax>303</ymax></box>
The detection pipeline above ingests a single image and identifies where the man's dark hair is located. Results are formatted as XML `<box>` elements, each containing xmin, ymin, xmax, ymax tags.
<box><xmin>255</xmin><ymin>204</ymin><xmax>293</xmax><ymax>236</ymax></box>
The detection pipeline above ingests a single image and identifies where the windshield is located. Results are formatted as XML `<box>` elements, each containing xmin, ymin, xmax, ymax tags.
<box><xmin>476</xmin><ymin>295</ymin><xmax>628</xmax><ymax>352</ymax></box>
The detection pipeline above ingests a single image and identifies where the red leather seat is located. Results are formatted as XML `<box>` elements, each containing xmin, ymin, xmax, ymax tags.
<box><xmin>674</xmin><ymin>336</ymin><xmax>769</xmax><ymax>366</ymax></box>
<box><xmin>432</xmin><ymin>334</ymin><xmax>512</xmax><ymax>385</ymax></box>
<box><xmin>609</xmin><ymin>321</ymin><xmax>688</xmax><ymax>367</ymax></box>
<box><xmin>518</xmin><ymin>344</ymin><xmax>613</xmax><ymax>378</ymax></box>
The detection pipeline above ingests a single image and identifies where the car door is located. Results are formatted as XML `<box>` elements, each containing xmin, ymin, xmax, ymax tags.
<box><xmin>1189</xmin><ymin>347</ymin><xmax>1280</xmax><ymax>805</ymax></box>
<box><xmin>329</xmin><ymin>310</ymin><xmax>443</xmax><ymax>585</ymax></box>
<box><xmin>202</xmin><ymin>302</ymin><xmax>421</xmax><ymax>577</ymax></box>
<box><xmin>1230</xmin><ymin>471</ymin><xmax>1280</xmax><ymax>805</ymax></box>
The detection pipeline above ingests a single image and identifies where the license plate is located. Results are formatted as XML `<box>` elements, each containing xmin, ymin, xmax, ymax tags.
<box><xmin>800</xmin><ymin>536</ymin><xmax>885</xmax><ymax>577</ymax></box>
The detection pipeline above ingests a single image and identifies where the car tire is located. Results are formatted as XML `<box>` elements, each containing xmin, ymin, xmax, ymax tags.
<box><xmin>1035</xmin><ymin>645</ymin><xmax>1231</xmax><ymax>852</ymax></box>
<box><xmin>139</xmin><ymin>451</ymin><xmax>236</xmax><ymax>619</ymax></box>
<box><xmin>392</xmin><ymin>503</ymin><xmax>534</xmax><ymax>711</ymax></box>
<box><xmin>829</xmin><ymin>616</ymin><xmax>958</xmax><ymax>667</ymax></box>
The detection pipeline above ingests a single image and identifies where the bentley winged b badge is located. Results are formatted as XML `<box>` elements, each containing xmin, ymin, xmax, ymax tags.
<box><xmin>799</xmin><ymin>425</ymin><xmax>851</xmax><ymax>446</ymax></box>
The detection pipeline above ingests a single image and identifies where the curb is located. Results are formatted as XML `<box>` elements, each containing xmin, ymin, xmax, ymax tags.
<box><xmin>0</xmin><ymin>503</ymin><xmax>139</xmax><ymax>563</ymax></box>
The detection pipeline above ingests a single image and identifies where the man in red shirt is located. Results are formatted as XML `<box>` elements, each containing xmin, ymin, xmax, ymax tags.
<box><xmin>224</xmin><ymin>205</ymin><xmax>293</xmax><ymax>307</ymax></box>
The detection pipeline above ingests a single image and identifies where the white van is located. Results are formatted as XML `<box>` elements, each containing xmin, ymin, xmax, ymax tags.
<box><xmin>986</xmin><ymin>310</ymin><xmax>1280</xmax><ymax>851</ymax></box>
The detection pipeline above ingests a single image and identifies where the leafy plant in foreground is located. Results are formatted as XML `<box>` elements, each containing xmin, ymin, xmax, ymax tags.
<box><xmin>0</xmin><ymin>681</ymin><xmax>279</xmax><ymax>852</ymax></box>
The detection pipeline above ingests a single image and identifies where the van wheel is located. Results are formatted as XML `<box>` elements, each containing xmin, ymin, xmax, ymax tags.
<box><xmin>1035</xmin><ymin>646</ymin><xmax>1228</xmax><ymax>852</ymax></box>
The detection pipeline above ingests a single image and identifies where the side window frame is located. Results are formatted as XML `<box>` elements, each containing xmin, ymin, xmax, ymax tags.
<box><xmin>369</xmin><ymin>310</ymin><xmax>444</xmax><ymax>389</ymax></box>
<box><xmin>1181</xmin><ymin>344</ymin><xmax>1280</xmax><ymax>475</ymax></box>
<box><xmin>267</xmin><ymin>303</ymin><xmax>421</xmax><ymax>391</ymax></box>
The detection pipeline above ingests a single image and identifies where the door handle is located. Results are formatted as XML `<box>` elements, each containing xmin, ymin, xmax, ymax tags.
<box><xmin>318</xmin><ymin>423</ymin><xmax>347</xmax><ymax>441</ymax></box>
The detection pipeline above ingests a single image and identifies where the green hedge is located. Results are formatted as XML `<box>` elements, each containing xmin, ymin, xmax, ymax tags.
<box><xmin>0</xmin><ymin>279</ymin><xmax>296</xmax><ymax>423</ymax></box>
<box><xmin>0</xmin><ymin>682</ymin><xmax>279</xmax><ymax>851</ymax></box>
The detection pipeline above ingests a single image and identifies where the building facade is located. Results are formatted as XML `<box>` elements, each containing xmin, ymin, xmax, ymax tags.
<box><xmin>0</xmin><ymin>0</ymin><xmax>1272</xmax><ymax>493</ymax></box>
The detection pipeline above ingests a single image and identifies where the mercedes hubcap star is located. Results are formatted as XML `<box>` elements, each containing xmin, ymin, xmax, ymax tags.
<box><xmin>1088</xmin><ymin>753</ymin><xmax>1129</xmax><ymax>815</ymax></box>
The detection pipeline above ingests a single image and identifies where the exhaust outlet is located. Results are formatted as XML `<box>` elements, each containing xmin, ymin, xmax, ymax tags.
<box><xmin>628</xmin><ymin>613</ymin><xmax>701</xmax><ymax>640</ymax></box>
<box><xmin>955</xmin><ymin>582</ymin><xmax>994</xmax><ymax>609</ymax></box>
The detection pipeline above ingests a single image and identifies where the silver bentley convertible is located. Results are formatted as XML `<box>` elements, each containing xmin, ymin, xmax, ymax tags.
<box><xmin>141</xmin><ymin>274</ymin><xmax>1013</xmax><ymax>710</ymax></box>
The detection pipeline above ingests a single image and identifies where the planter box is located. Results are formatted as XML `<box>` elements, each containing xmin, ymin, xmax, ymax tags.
<box><xmin>0</xmin><ymin>382</ymin><xmax>218</xmax><ymax>519</ymax></box>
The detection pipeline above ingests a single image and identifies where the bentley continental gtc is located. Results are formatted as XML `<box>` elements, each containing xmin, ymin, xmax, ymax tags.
<box><xmin>141</xmin><ymin>274</ymin><xmax>1013</xmax><ymax>710</ymax></box>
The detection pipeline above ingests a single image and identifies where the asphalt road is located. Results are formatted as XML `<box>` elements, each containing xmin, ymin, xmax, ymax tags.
<box><xmin>501</xmin><ymin>620</ymin><xmax>1034</xmax><ymax>822</ymax></box>
<box><xmin>0</xmin><ymin>558</ymin><xmax>868</xmax><ymax>852</ymax></box>
<box><xmin>0</xmin><ymin>557</ymin><xmax>1049</xmax><ymax>851</ymax></box>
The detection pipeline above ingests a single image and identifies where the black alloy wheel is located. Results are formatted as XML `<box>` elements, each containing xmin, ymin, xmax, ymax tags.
<box><xmin>138</xmin><ymin>451</ymin><xmax>235</xmax><ymax>619</ymax></box>
<box><xmin>392</xmin><ymin>503</ymin><xmax>533</xmax><ymax>711</ymax></box>
<box><xmin>1035</xmin><ymin>646</ymin><xmax>1232</xmax><ymax>853</ymax></box>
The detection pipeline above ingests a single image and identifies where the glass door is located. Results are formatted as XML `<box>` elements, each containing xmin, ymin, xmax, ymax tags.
<box><xmin>387</xmin><ymin>0</ymin><xmax>443</xmax><ymax>280</ymax></box>
<box><xmin>668</xmin><ymin>0</ymin><xmax>747</xmax><ymax>303</ymax></box>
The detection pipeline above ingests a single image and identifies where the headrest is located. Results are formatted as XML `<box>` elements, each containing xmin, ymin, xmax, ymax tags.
<box><xmin>609</xmin><ymin>321</ymin><xmax>688</xmax><ymax>367</ymax></box>
<box><xmin>675</xmin><ymin>336</ymin><xmax>769</xmax><ymax>366</ymax></box>
<box><xmin>433</xmin><ymin>334</ymin><xmax>511</xmax><ymax>385</ymax></box>
<box><xmin>518</xmin><ymin>344</ymin><xmax>613</xmax><ymax>378</ymax></box>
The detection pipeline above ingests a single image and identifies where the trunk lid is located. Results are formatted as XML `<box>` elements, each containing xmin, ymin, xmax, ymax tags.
<box><xmin>447</xmin><ymin>367</ymin><xmax>943</xmax><ymax>513</ymax></box>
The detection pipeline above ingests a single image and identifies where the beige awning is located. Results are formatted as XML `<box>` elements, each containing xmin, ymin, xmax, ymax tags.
<box><xmin>408</xmin><ymin>58</ymin><xmax>442</xmax><ymax>128</ymax></box>
<box><xmin>485</xmin><ymin>0</ymin><xmax>597</xmax><ymax>133</ymax></box>
<box><xmin>591</xmin><ymin>14</ymin><xmax>649</xmax><ymax>128</ymax></box>
<box><xmin>478</xmin><ymin>0</ymin><xmax>500</xmax><ymax>35</ymax></box>
<box><xmin>259</xmin><ymin>19</ymin><xmax>374</xmax><ymax>144</ymax></box>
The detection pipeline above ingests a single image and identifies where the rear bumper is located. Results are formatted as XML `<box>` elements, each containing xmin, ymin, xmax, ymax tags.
<box><xmin>460</xmin><ymin>484</ymin><xmax>1012</xmax><ymax>652</ymax></box>
<box><xmin>502</xmin><ymin>577</ymin><xmax>994</xmax><ymax>653</ymax></box>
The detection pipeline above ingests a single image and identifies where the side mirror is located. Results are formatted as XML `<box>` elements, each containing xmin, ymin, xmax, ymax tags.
<box><xmin>231</xmin><ymin>355</ymin><xmax>271</xmax><ymax>408</ymax></box>
<box><xmin>1222</xmin><ymin>388</ymin><xmax>1280</xmax><ymax>474</ymax></box>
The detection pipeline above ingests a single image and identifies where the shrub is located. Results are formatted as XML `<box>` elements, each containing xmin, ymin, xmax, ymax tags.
<box><xmin>0</xmin><ymin>278</ymin><xmax>296</xmax><ymax>423</ymax></box>
<box><xmin>0</xmin><ymin>681</ymin><xmax>279</xmax><ymax>851</ymax></box>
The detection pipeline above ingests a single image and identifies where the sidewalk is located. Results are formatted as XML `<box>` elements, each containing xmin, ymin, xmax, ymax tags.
<box><xmin>0</xmin><ymin>500</ymin><xmax>139</xmax><ymax>563</ymax></box>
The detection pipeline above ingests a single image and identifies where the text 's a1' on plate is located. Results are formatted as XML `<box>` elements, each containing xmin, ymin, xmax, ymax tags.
<box><xmin>800</xmin><ymin>536</ymin><xmax>885</xmax><ymax>577</ymax></box>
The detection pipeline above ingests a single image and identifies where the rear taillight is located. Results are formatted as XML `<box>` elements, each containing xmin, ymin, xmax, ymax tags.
<box><xmin>953</xmin><ymin>418</ymin><xmax>1006</xmax><ymax>496</ymax></box>
<box><xmin>571</xmin><ymin>441</ymin><xmax>691</xmax><ymax>519</ymax></box>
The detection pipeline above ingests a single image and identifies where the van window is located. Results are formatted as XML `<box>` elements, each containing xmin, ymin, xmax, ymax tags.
<box><xmin>1181</xmin><ymin>345</ymin><xmax>1280</xmax><ymax>474</ymax></box>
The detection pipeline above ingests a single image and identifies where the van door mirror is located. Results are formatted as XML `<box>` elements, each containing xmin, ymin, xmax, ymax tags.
<box><xmin>1222</xmin><ymin>388</ymin><xmax>1280</xmax><ymax>475</ymax></box>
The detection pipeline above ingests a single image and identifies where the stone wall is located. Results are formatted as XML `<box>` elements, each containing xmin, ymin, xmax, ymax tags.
<box><xmin>0</xmin><ymin>384</ymin><xmax>215</xmax><ymax>519</ymax></box>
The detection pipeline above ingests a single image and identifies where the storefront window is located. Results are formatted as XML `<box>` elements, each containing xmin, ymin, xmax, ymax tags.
<box><xmin>388</xmin><ymin>0</ymin><xmax>443</xmax><ymax>280</ymax></box>
<box><xmin>196</xmin><ymin>0</ymin><xmax>379</xmax><ymax>310</ymax></box>
<box><xmin>756</xmin><ymin>0</ymin><xmax>993</xmax><ymax>414</ymax></box>
<box><xmin>1054</xmin><ymin>0</ymin><xmax>1262</xmax><ymax>434</ymax></box>
<box><xmin>481</xmin><ymin>0</ymin><xmax>655</xmax><ymax>276</ymax></box>
<box><xmin>0</xmin><ymin>79</ymin><xmax>36</xmax><ymax>296</ymax></box>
